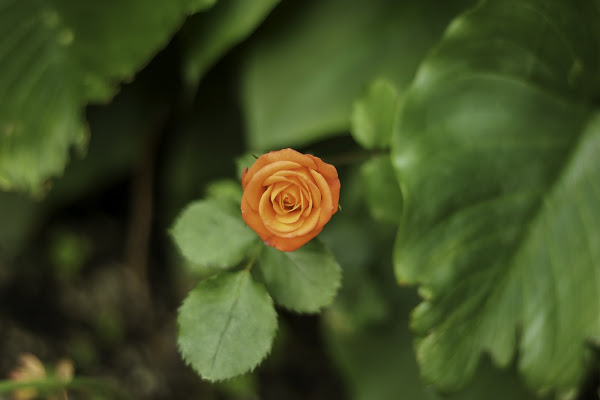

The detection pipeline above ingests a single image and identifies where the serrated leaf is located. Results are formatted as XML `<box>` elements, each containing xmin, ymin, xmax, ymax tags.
<box><xmin>55</xmin><ymin>0</ymin><xmax>216</xmax><ymax>101</ymax></box>
<box><xmin>325</xmin><ymin>310</ymin><xmax>541</xmax><ymax>400</ymax></box>
<box><xmin>178</xmin><ymin>270</ymin><xmax>277</xmax><ymax>381</ymax></box>
<box><xmin>241</xmin><ymin>0</ymin><xmax>475</xmax><ymax>150</ymax></box>
<box><xmin>171</xmin><ymin>199</ymin><xmax>258</xmax><ymax>268</ymax></box>
<box><xmin>182</xmin><ymin>0</ymin><xmax>280</xmax><ymax>88</ymax></box>
<box><xmin>392</xmin><ymin>0</ymin><xmax>600</xmax><ymax>395</ymax></box>
<box><xmin>258</xmin><ymin>240</ymin><xmax>341</xmax><ymax>313</ymax></box>
<box><xmin>360</xmin><ymin>155</ymin><xmax>403</xmax><ymax>224</ymax></box>
<box><xmin>321</xmin><ymin>168</ymin><xmax>539</xmax><ymax>400</ymax></box>
<box><xmin>351</xmin><ymin>78</ymin><xmax>399</xmax><ymax>150</ymax></box>
<box><xmin>0</xmin><ymin>0</ymin><xmax>215</xmax><ymax>194</ymax></box>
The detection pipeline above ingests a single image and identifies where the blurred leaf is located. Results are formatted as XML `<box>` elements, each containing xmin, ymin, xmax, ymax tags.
<box><xmin>178</xmin><ymin>270</ymin><xmax>277</xmax><ymax>380</ymax></box>
<box><xmin>351</xmin><ymin>78</ymin><xmax>399</xmax><ymax>149</ymax></box>
<box><xmin>258</xmin><ymin>240</ymin><xmax>341</xmax><ymax>313</ymax></box>
<box><xmin>159</xmin><ymin>98</ymin><xmax>246</xmax><ymax>226</ymax></box>
<box><xmin>361</xmin><ymin>155</ymin><xmax>403</xmax><ymax>224</ymax></box>
<box><xmin>182</xmin><ymin>0</ymin><xmax>280</xmax><ymax>88</ymax></box>
<box><xmin>0</xmin><ymin>191</ymin><xmax>39</xmax><ymax>260</ymax></box>
<box><xmin>94</xmin><ymin>310</ymin><xmax>125</xmax><ymax>345</ymax></box>
<box><xmin>48</xmin><ymin>230</ymin><xmax>92</xmax><ymax>281</ymax></box>
<box><xmin>319</xmin><ymin>169</ymin><xmax>397</xmax><ymax>327</ymax></box>
<box><xmin>325</xmin><ymin>313</ymin><xmax>541</xmax><ymax>400</ymax></box>
<box><xmin>323</xmin><ymin>196</ymin><xmax>538</xmax><ymax>400</ymax></box>
<box><xmin>205</xmin><ymin>179</ymin><xmax>243</xmax><ymax>205</ymax></box>
<box><xmin>325</xmin><ymin>274</ymin><xmax>389</xmax><ymax>333</ymax></box>
<box><xmin>392</xmin><ymin>0</ymin><xmax>600</xmax><ymax>394</ymax></box>
<box><xmin>0</xmin><ymin>0</ymin><xmax>215</xmax><ymax>194</ymax></box>
<box><xmin>323</xmin><ymin>206</ymin><xmax>538</xmax><ymax>400</ymax></box>
<box><xmin>171</xmin><ymin>199</ymin><xmax>258</xmax><ymax>269</ymax></box>
<box><xmin>214</xmin><ymin>374</ymin><xmax>258</xmax><ymax>399</ymax></box>
<box><xmin>236</xmin><ymin>152</ymin><xmax>259</xmax><ymax>180</ymax></box>
<box><xmin>47</xmin><ymin>68</ymin><xmax>170</xmax><ymax>207</ymax></box>
<box><xmin>55</xmin><ymin>0</ymin><xmax>217</xmax><ymax>101</ymax></box>
<box><xmin>241</xmin><ymin>0</ymin><xmax>474</xmax><ymax>150</ymax></box>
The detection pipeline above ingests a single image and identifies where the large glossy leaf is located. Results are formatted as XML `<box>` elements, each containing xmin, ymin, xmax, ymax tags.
<box><xmin>351</xmin><ymin>78</ymin><xmax>399</xmax><ymax>150</ymax></box>
<box><xmin>178</xmin><ymin>271</ymin><xmax>277</xmax><ymax>380</ymax></box>
<box><xmin>325</xmin><ymin>309</ymin><xmax>541</xmax><ymax>400</ymax></box>
<box><xmin>241</xmin><ymin>0</ymin><xmax>474</xmax><ymax>151</ymax></box>
<box><xmin>181</xmin><ymin>0</ymin><xmax>280</xmax><ymax>89</ymax></box>
<box><xmin>321</xmin><ymin>171</ymin><xmax>538</xmax><ymax>400</ymax></box>
<box><xmin>392</xmin><ymin>0</ymin><xmax>600</xmax><ymax>394</ymax></box>
<box><xmin>360</xmin><ymin>155</ymin><xmax>403</xmax><ymax>224</ymax></box>
<box><xmin>0</xmin><ymin>0</ymin><xmax>215</xmax><ymax>194</ymax></box>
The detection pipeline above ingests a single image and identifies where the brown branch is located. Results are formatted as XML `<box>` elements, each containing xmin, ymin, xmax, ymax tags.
<box><xmin>125</xmin><ymin>133</ymin><xmax>159</xmax><ymax>287</ymax></box>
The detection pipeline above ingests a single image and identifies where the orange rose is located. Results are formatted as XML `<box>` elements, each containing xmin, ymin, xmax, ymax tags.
<box><xmin>241</xmin><ymin>148</ymin><xmax>340</xmax><ymax>252</ymax></box>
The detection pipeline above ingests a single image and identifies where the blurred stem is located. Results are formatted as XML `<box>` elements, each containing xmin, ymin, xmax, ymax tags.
<box><xmin>324</xmin><ymin>149</ymin><xmax>388</xmax><ymax>167</ymax></box>
<box><xmin>125</xmin><ymin>121</ymin><xmax>165</xmax><ymax>289</ymax></box>
<box><xmin>0</xmin><ymin>377</ymin><xmax>131</xmax><ymax>400</ymax></box>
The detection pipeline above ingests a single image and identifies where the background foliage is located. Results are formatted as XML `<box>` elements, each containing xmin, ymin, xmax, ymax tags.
<box><xmin>1</xmin><ymin>0</ymin><xmax>599</xmax><ymax>399</ymax></box>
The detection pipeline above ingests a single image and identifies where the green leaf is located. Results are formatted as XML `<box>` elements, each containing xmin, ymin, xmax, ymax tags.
<box><xmin>0</xmin><ymin>0</ymin><xmax>215</xmax><ymax>194</ymax></box>
<box><xmin>323</xmin><ymin>197</ymin><xmax>539</xmax><ymax>400</ymax></box>
<box><xmin>241</xmin><ymin>0</ymin><xmax>475</xmax><ymax>150</ymax></box>
<box><xmin>351</xmin><ymin>78</ymin><xmax>399</xmax><ymax>149</ymax></box>
<box><xmin>205</xmin><ymin>179</ymin><xmax>243</xmax><ymax>205</ymax></box>
<box><xmin>182</xmin><ymin>0</ymin><xmax>280</xmax><ymax>88</ymax></box>
<box><xmin>360</xmin><ymin>155</ymin><xmax>403</xmax><ymax>224</ymax></box>
<box><xmin>0</xmin><ymin>191</ymin><xmax>39</xmax><ymax>260</ymax></box>
<box><xmin>325</xmin><ymin>311</ymin><xmax>542</xmax><ymax>400</ymax></box>
<box><xmin>171</xmin><ymin>199</ymin><xmax>258</xmax><ymax>268</ymax></box>
<box><xmin>258</xmin><ymin>240</ymin><xmax>341</xmax><ymax>313</ymax></box>
<box><xmin>392</xmin><ymin>0</ymin><xmax>600</xmax><ymax>394</ymax></box>
<box><xmin>46</xmin><ymin>70</ymin><xmax>170</xmax><ymax>207</ymax></box>
<box><xmin>178</xmin><ymin>270</ymin><xmax>277</xmax><ymax>380</ymax></box>
<box><xmin>236</xmin><ymin>152</ymin><xmax>259</xmax><ymax>180</ymax></box>
<box><xmin>54</xmin><ymin>0</ymin><xmax>216</xmax><ymax>101</ymax></box>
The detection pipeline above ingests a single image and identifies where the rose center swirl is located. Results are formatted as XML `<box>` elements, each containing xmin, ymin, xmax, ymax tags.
<box><xmin>257</xmin><ymin>168</ymin><xmax>323</xmax><ymax>236</ymax></box>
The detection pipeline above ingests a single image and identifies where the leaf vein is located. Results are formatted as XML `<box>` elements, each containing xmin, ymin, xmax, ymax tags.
<box><xmin>208</xmin><ymin>272</ymin><xmax>249</xmax><ymax>373</ymax></box>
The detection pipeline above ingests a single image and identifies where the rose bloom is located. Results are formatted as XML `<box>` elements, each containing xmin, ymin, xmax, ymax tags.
<box><xmin>241</xmin><ymin>148</ymin><xmax>340</xmax><ymax>252</ymax></box>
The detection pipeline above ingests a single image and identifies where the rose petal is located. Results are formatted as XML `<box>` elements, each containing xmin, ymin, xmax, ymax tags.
<box><xmin>243</xmin><ymin>160</ymin><xmax>302</xmax><ymax>210</ymax></box>
<box><xmin>265</xmin><ymin>208</ymin><xmax>321</xmax><ymax>239</ymax></box>
<box><xmin>266</xmin><ymin>170</ymin><xmax>312</xmax><ymax>193</ymax></box>
<box><xmin>264</xmin><ymin>173</ymin><xmax>303</xmax><ymax>188</ymax></box>
<box><xmin>310</xmin><ymin>169</ymin><xmax>339</xmax><ymax>225</ymax></box>
<box><xmin>275</xmin><ymin>208</ymin><xmax>303</xmax><ymax>224</ymax></box>
<box><xmin>269</xmin><ymin>169</ymin><xmax>322</xmax><ymax>209</ymax></box>
<box><xmin>306</xmin><ymin>153</ymin><xmax>340</xmax><ymax>210</ymax></box>
<box><xmin>300</xmin><ymin>186</ymin><xmax>312</xmax><ymax>216</ymax></box>
<box><xmin>242</xmin><ymin>149</ymin><xmax>317</xmax><ymax>188</ymax></box>
<box><xmin>270</xmin><ymin>182</ymin><xmax>291</xmax><ymax>201</ymax></box>
<box><xmin>266</xmin><ymin>227</ymin><xmax>324</xmax><ymax>252</ymax></box>
<box><xmin>241</xmin><ymin>149</ymin><xmax>340</xmax><ymax>252</ymax></box>
<box><xmin>260</xmin><ymin>188</ymin><xmax>305</xmax><ymax>233</ymax></box>
<box><xmin>291</xmin><ymin>207</ymin><xmax>321</xmax><ymax>236</ymax></box>
<box><xmin>241</xmin><ymin>196</ymin><xmax>272</xmax><ymax>241</ymax></box>
<box><xmin>304</xmin><ymin>175</ymin><xmax>321</xmax><ymax>208</ymax></box>
<box><xmin>282</xmin><ymin>185</ymin><xmax>301</xmax><ymax>206</ymax></box>
<box><xmin>305</xmin><ymin>153</ymin><xmax>339</xmax><ymax>182</ymax></box>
